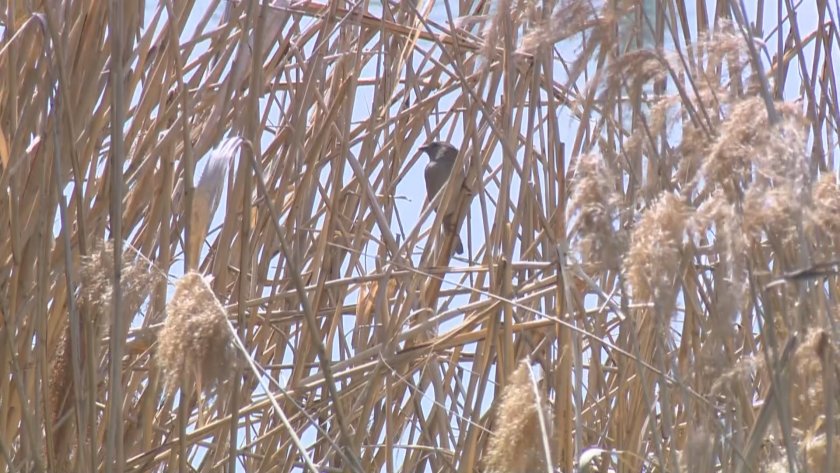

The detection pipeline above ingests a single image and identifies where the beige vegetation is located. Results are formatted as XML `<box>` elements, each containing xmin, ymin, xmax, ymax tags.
<box><xmin>1</xmin><ymin>0</ymin><xmax>839</xmax><ymax>472</ymax></box>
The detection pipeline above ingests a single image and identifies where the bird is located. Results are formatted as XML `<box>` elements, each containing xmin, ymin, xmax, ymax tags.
<box><xmin>420</xmin><ymin>141</ymin><xmax>464</xmax><ymax>255</ymax></box>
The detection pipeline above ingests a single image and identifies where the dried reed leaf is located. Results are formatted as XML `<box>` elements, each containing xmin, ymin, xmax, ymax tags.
<box><xmin>188</xmin><ymin>137</ymin><xmax>237</xmax><ymax>267</ymax></box>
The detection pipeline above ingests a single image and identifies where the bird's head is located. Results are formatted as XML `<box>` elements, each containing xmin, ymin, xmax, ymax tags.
<box><xmin>419</xmin><ymin>141</ymin><xmax>458</xmax><ymax>162</ymax></box>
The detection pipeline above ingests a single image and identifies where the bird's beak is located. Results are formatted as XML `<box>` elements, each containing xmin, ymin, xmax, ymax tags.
<box><xmin>418</xmin><ymin>143</ymin><xmax>430</xmax><ymax>153</ymax></box>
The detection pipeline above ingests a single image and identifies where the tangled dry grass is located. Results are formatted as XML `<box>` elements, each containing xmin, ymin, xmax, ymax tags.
<box><xmin>1</xmin><ymin>0</ymin><xmax>839</xmax><ymax>472</ymax></box>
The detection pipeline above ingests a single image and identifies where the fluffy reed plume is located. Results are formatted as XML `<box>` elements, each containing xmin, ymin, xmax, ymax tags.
<box><xmin>806</xmin><ymin>174</ymin><xmax>840</xmax><ymax>255</ymax></box>
<box><xmin>480</xmin><ymin>0</ymin><xmax>509</xmax><ymax>60</ymax></box>
<box><xmin>700</xmin><ymin>98</ymin><xmax>807</xmax><ymax>200</ymax></box>
<box><xmin>157</xmin><ymin>272</ymin><xmax>236</xmax><ymax>395</ymax></box>
<box><xmin>623</xmin><ymin>193</ymin><xmax>689</xmax><ymax>317</ymax></box>
<box><xmin>624</xmin><ymin>95</ymin><xmax>680</xmax><ymax>155</ymax></box>
<box><xmin>675</xmin><ymin>104</ymin><xmax>722</xmax><ymax>189</ymax></box>
<box><xmin>695</xmin><ymin>22</ymin><xmax>747</xmax><ymax>61</ymax></box>
<box><xmin>803</xmin><ymin>432</ymin><xmax>840</xmax><ymax>472</ymax></box>
<box><xmin>50</xmin><ymin>241</ymin><xmax>162</xmax><ymax>465</ymax></box>
<box><xmin>54</xmin><ymin>240</ymin><xmax>161</xmax><ymax>402</ymax></box>
<box><xmin>517</xmin><ymin>0</ymin><xmax>598</xmax><ymax>53</ymax></box>
<box><xmin>789</xmin><ymin>331</ymin><xmax>834</xmax><ymax>433</ymax></box>
<box><xmin>567</xmin><ymin>152</ymin><xmax>623</xmax><ymax>271</ymax></box>
<box><xmin>697</xmin><ymin>98</ymin><xmax>764</xmax><ymax>194</ymax></box>
<box><xmin>484</xmin><ymin>362</ymin><xmax>552</xmax><ymax>473</ymax></box>
<box><xmin>678</xmin><ymin>426</ymin><xmax>715</xmax><ymax>473</ymax></box>
<box><xmin>603</xmin><ymin>49</ymin><xmax>671</xmax><ymax>102</ymax></box>
<box><xmin>689</xmin><ymin>191</ymin><xmax>747</xmax><ymax>306</ymax></box>
<box><xmin>745</xmin><ymin>114</ymin><xmax>808</xmax><ymax>240</ymax></box>
<box><xmin>78</xmin><ymin>241</ymin><xmax>163</xmax><ymax>324</ymax></box>
<box><xmin>758</xmin><ymin>331</ymin><xmax>840</xmax><ymax>472</ymax></box>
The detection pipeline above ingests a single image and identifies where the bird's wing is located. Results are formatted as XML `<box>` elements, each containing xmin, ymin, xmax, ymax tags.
<box><xmin>424</xmin><ymin>162</ymin><xmax>437</xmax><ymax>203</ymax></box>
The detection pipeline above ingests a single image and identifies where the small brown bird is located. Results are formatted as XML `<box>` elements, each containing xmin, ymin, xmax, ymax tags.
<box><xmin>420</xmin><ymin>141</ymin><xmax>464</xmax><ymax>255</ymax></box>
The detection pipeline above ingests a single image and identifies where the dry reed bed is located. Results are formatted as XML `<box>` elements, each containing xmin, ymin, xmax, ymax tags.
<box><xmin>1</xmin><ymin>0</ymin><xmax>839</xmax><ymax>472</ymax></box>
